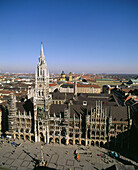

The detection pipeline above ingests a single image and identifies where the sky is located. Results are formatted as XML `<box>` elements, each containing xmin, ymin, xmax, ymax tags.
<box><xmin>0</xmin><ymin>0</ymin><xmax>138</xmax><ymax>74</ymax></box>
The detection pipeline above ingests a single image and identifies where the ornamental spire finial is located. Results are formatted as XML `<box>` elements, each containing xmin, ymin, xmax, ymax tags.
<box><xmin>40</xmin><ymin>42</ymin><xmax>44</xmax><ymax>57</ymax></box>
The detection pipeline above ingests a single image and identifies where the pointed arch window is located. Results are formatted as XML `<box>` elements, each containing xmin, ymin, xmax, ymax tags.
<box><xmin>37</xmin><ymin>68</ymin><xmax>39</xmax><ymax>76</ymax></box>
<box><xmin>39</xmin><ymin>91</ymin><xmax>41</xmax><ymax>96</ymax></box>
<box><xmin>42</xmin><ymin>91</ymin><xmax>44</xmax><ymax>96</ymax></box>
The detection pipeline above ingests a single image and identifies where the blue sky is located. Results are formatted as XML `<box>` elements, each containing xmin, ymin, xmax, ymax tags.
<box><xmin>0</xmin><ymin>0</ymin><xmax>138</xmax><ymax>74</ymax></box>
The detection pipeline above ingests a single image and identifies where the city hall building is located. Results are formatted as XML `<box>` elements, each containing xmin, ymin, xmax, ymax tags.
<box><xmin>6</xmin><ymin>43</ymin><xmax>132</xmax><ymax>149</ymax></box>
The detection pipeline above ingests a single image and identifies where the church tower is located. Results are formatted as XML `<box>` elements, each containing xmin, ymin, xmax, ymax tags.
<box><xmin>35</xmin><ymin>42</ymin><xmax>52</xmax><ymax>117</ymax></box>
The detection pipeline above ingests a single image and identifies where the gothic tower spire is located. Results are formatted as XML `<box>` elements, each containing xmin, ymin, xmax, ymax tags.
<box><xmin>34</xmin><ymin>42</ymin><xmax>52</xmax><ymax>116</ymax></box>
<box><xmin>40</xmin><ymin>41</ymin><xmax>44</xmax><ymax>58</ymax></box>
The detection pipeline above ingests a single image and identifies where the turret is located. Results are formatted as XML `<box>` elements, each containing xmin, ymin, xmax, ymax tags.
<box><xmin>8</xmin><ymin>94</ymin><xmax>17</xmax><ymax>134</ymax></box>
<box><xmin>61</xmin><ymin>71</ymin><xmax>66</xmax><ymax>81</ymax></box>
<box><xmin>69</xmin><ymin>72</ymin><xmax>72</xmax><ymax>81</ymax></box>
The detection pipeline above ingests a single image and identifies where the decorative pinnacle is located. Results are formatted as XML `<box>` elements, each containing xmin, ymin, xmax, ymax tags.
<box><xmin>40</xmin><ymin>42</ymin><xmax>44</xmax><ymax>57</ymax></box>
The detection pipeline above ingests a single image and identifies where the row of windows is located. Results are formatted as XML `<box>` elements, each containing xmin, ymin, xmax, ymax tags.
<box><xmin>16</xmin><ymin>118</ymin><xmax>30</xmax><ymax>123</ymax></box>
<box><xmin>38</xmin><ymin>91</ymin><xmax>44</xmax><ymax>97</ymax></box>
<box><xmin>110</xmin><ymin>125</ymin><xmax>128</xmax><ymax>131</ymax></box>
<box><xmin>16</xmin><ymin>128</ymin><xmax>30</xmax><ymax>133</ymax></box>
<box><xmin>16</xmin><ymin>112</ymin><xmax>31</xmax><ymax>116</ymax></box>
<box><xmin>53</xmin><ymin>100</ymin><xmax>64</xmax><ymax>104</ymax></box>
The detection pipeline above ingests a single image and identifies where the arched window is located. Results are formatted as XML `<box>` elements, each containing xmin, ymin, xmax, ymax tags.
<box><xmin>39</xmin><ymin>91</ymin><xmax>41</xmax><ymax>96</ymax></box>
<box><xmin>42</xmin><ymin>91</ymin><xmax>44</xmax><ymax>96</ymax></box>
<box><xmin>92</xmin><ymin>125</ymin><xmax>95</xmax><ymax>129</ymax></box>
<box><xmin>37</xmin><ymin>68</ymin><xmax>39</xmax><ymax>76</ymax></box>
<box><xmin>97</xmin><ymin>125</ymin><xmax>100</xmax><ymax>129</ymax></box>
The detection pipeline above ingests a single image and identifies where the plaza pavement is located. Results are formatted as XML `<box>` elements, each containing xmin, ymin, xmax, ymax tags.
<box><xmin>0</xmin><ymin>138</ymin><xmax>137</xmax><ymax>170</ymax></box>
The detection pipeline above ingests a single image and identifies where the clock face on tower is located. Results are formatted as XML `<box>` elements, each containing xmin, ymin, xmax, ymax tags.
<box><xmin>39</xmin><ymin>84</ymin><xmax>42</xmax><ymax>88</ymax></box>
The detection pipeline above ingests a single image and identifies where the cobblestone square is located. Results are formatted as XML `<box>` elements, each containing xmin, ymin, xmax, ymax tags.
<box><xmin>0</xmin><ymin>139</ymin><xmax>137</xmax><ymax>170</ymax></box>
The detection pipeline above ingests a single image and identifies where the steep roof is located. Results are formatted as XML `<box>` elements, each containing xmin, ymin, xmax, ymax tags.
<box><xmin>110</xmin><ymin>106</ymin><xmax>128</xmax><ymax>121</ymax></box>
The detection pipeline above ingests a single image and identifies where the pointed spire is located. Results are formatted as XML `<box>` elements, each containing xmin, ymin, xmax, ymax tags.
<box><xmin>40</xmin><ymin>42</ymin><xmax>44</xmax><ymax>57</ymax></box>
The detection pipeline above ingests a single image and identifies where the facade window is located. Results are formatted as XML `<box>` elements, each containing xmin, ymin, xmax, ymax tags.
<box><xmin>50</xmin><ymin>126</ymin><xmax>54</xmax><ymax>129</ymax></box>
<box><xmin>75</xmin><ymin>134</ymin><xmax>79</xmax><ymax>138</ymax></box>
<box><xmin>42</xmin><ymin>91</ymin><xmax>44</xmax><ymax>96</ymax></box>
<box><xmin>55</xmin><ymin>131</ymin><xmax>59</xmax><ymax>136</ymax></box>
<box><xmin>75</xmin><ymin>129</ymin><xmax>79</xmax><ymax>132</ymax></box>
<box><xmin>26</xmin><ymin>129</ymin><xmax>29</xmax><ymax>133</ymax></box>
<box><xmin>39</xmin><ymin>122</ymin><xmax>42</xmax><ymax>125</ymax></box>
<box><xmin>92</xmin><ymin>125</ymin><xmax>95</xmax><ymax>129</ymax></box>
<box><xmin>96</xmin><ymin>131</ymin><xmax>100</xmax><ymax>136</ymax></box>
<box><xmin>50</xmin><ymin>131</ymin><xmax>53</xmax><ymax>135</ymax></box>
<box><xmin>75</xmin><ymin>123</ymin><xmax>79</xmax><ymax>127</ymax></box>
<box><xmin>20</xmin><ymin>128</ymin><xmax>24</xmax><ymax>133</ymax></box>
<box><xmin>69</xmin><ymin>122</ymin><xmax>73</xmax><ymax>127</ymax></box>
<box><xmin>124</xmin><ymin>126</ymin><xmax>128</xmax><ymax>131</ymax></box>
<box><xmin>92</xmin><ymin>131</ymin><xmax>95</xmax><ymax>135</ymax></box>
<box><xmin>97</xmin><ymin>125</ymin><xmax>100</xmax><ymax>129</ymax></box>
<box><xmin>50</xmin><ymin>120</ymin><xmax>54</xmax><ymax>124</ymax></box>
<box><xmin>69</xmin><ymin>133</ymin><xmax>73</xmax><ymax>137</ymax></box>
<box><xmin>38</xmin><ymin>68</ymin><xmax>39</xmax><ymax>76</ymax></box>
<box><xmin>101</xmin><ymin>132</ymin><xmax>104</xmax><ymax>136</ymax></box>
<box><xmin>83</xmin><ymin>101</ymin><xmax>87</xmax><ymax>106</ymax></box>
<box><xmin>69</xmin><ymin>128</ymin><xmax>73</xmax><ymax>132</ymax></box>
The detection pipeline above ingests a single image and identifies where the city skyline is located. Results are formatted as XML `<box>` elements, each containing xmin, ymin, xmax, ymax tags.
<box><xmin>0</xmin><ymin>0</ymin><xmax>138</xmax><ymax>74</ymax></box>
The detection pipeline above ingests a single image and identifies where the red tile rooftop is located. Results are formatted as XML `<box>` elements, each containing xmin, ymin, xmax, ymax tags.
<box><xmin>121</xmin><ymin>89</ymin><xmax>131</xmax><ymax>93</ymax></box>
<box><xmin>81</xmin><ymin>75</ymin><xmax>91</xmax><ymax>79</ymax></box>
<box><xmin>49</xmin><ymin>83</ymin><xmax>57</xmax><ymax>87</ymax></box>
<box><xmin>125</xmin><ymin>96</ymin><xmax>132</xmax><ymax>102</ymax></box>
<box><xmin>66</xmin><ymin>81</ymin><xmax>73</xmax><ymax>84</ymax></box>
<box><xmin>94</xmin><ymin>76</ymin><xmax>102</xmax><ymax>79</ymax></box>
<box><xmin>0</xmin><ymin>90</ymin><xmax>15</xmax><ymax>94</ymax></box>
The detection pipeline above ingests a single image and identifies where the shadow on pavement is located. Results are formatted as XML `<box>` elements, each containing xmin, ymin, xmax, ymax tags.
<box><xmin>23</xmin><ymin>149</ymin><xmax>56</xmax><ymax>170</ymax></box>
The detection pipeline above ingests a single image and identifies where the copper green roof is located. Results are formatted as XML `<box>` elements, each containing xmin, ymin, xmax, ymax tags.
<box><xmin>130</xmin><ymin>79</ymin><xmax>138</xmax><ymax>83</ymax></box>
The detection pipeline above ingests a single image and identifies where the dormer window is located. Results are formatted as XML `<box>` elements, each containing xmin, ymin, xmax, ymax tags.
<box><xmin>83</xmin><ymin>101</ymin><xmax>87</xmax><ymax>106</ymax></box>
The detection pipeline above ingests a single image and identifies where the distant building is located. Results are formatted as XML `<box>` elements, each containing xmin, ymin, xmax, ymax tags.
<box><xmin>77</xmin><ymin>84</ymin><xmax>101</xmax><ymax>93</ymax></box>
<box><xmin>59</xmin><ymin>71</ymin><xmax>73</xmax><ymax>82</ymax></box>
<box><xmin>60</xmin><ymin>71</ymin><xmax>66</xmax><ymax>81</ymax></box>
<box><xmin>128</xmin><ymin>79</ymin><xmax>138</xmax><ymax>85</ymax></box>
<box><xmin>60</xmin><ymin>83</ymin><xmax>74</xmax><ymax>93</ymax></box>
<box><xmin>69</xmin><ymin>72</ymin><xmax>72</xmax><ymax>81</ymax></box>
<box><xmin>59</xmin><ymin>83</ymin><xmax>101</xmax><ymax>94</ymax></box>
